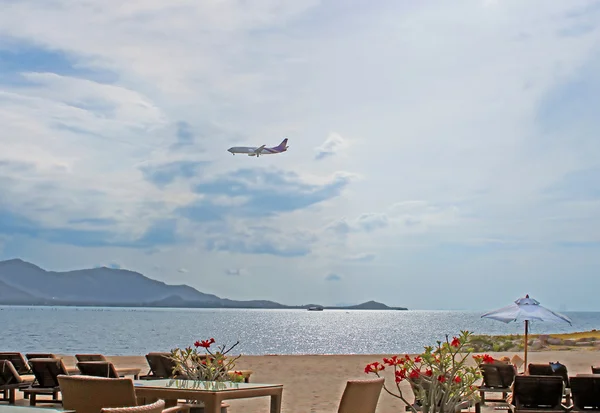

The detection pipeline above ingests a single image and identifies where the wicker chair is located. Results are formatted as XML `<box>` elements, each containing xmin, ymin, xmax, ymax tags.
<box><xmin>101</xmin><ymin>399</ymin><xmax>188</xmax><ymax>413</ymax></box>
<box><xmin>337</xmin><ymin>378</ymin><xmax>384</xmax><ymax>413</ymax></box>
<box><xmin>58</xmin><ymin>375</ymin><xmax>138</xmax><ymax>413</ymax></box>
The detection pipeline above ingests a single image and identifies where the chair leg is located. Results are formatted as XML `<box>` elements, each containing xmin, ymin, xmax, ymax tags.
<box><xmin>9</xmin><ymin>389</ymin><xmax>16</xmax><ymax>404</ymax></box>
<box><xmin>30</xmin><ymin>393</ymin><xmax>37</xmax><ymax>406</ymax></box>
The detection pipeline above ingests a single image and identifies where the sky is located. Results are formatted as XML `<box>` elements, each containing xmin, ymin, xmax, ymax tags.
<box><xmin>1</xmin><ymin>0</ymin><xmax>600</xmax><ymax>311</ymax></box>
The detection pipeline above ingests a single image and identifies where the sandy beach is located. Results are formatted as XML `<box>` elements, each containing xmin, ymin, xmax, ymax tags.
<box><xmin>9</xmin><ymin>350</ymin><xmax>600</xmax><ymax>413</ymax></box>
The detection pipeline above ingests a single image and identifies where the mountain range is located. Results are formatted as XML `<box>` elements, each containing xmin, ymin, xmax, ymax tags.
<box><xmin>0</xmin><ymin>259</ymin><xmax>407</xmax><ymax>310</ymax></box>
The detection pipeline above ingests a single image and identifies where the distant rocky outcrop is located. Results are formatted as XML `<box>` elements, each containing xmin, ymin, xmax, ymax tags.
<box><xmin>0</xmin><ymin>258</ymin><xmax>408</xmax><ymax>310</ymax></box>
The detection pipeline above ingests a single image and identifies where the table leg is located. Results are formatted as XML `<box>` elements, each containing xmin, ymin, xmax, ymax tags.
<box><xmin>204</xmin><ymin>396</ymin><xmax>221</xmax><ymax>413</ymax></box>
<box><xmin>270</xmin><ymin>392</ymin><xmax>282</xmax><ymax>413</ymax></box>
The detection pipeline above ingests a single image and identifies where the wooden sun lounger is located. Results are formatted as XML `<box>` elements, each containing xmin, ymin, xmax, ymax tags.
<box><xmin>0</xmin><ymin>353</ymin><xmax>31</xmax><ymax>375</ymax></box>
<box><xmin>479</xmin><ymin>363</ymin><xmax>516</xmax><ymax>404</ymax></box>
<box><xmin>570</xmin><ymin>376</ymin><xmax>600</xmax><ymax>412</ymax></box>
<box><xmin>22</xmin><ymin>358</ymin><xmax>69</xmax><ymax>405</ymax></box>
<box><xmin>510</xmin><ymin>375</ymin><xmax>569</xmax><ymax>413</ymax></box>
<box><xmin>1</xmin><ymin>360</ymin><xmax>29</xmax><ymax>404</ymax></box>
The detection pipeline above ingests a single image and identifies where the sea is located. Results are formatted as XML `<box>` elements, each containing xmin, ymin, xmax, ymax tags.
<box><xmin>2</xmin><ymin>306</ymin><xmax>600</xmax><ymax>356</ymax></box>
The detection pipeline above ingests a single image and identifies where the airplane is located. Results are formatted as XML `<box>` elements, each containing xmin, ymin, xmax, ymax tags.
<box><xmin>227</xmin><ymin>138</ymin><xmax>289</xmax><ymax>157</ymax></box>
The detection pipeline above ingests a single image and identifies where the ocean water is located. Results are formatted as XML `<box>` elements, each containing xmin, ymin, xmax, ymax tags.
<box><xmin>2</xmin><ymin>306</ymin><xmax>600</xmax><ymax>355</ymax></box>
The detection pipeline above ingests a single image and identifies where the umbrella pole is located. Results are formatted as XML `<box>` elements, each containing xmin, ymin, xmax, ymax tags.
<box><xmin>524</xmin><ymin>320</ymin><xmax>529</xmax><ymax>374</ymax></box>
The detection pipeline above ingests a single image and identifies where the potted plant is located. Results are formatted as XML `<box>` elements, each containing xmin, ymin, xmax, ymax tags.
<box><xmin>365</xmin><ymin>330</ymin><xmax>483</xmax><ymax>413</ymax></box>
<box><xmin>169</xmin><ymin>338</ymin><xmax>245</xmax><ymax>413</ymax></box>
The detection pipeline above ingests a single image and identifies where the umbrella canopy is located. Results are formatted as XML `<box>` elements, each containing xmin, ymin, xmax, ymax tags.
<box><xmin>482</xmin><ymin>295</ymin><xmax>572</xmax><ymax>325</ymax></box>
<box><xmin>481</xmin><ymin>294</ymin><xmax>572</xmax><ymax>372</ymax></box>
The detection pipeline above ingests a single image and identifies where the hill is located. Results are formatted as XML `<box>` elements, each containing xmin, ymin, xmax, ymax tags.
<box><xmin>0</xmin><ymin>259</ymin><xmax>407</xmax><ymax>310</ymax></box>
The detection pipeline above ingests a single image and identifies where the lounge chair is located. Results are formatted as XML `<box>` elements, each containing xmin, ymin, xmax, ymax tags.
<box><xmin>0</xmin><ymin>360</ymin><xmax>28</xmax><ymax>404</ymax></box>
<box><xmin>76</xmin><ymin>354</ymin><xmax>108</xmax><ymax>362</ymax></box>
<box><xmin>337</xmin><ymin>378</ymin><xmax>384</xmax><ymax>413</ymax></box>
<box><xmin>25</xmin><ymin>353</ymin><xmax>57</xmax><ymax>361</ymax></box>
<box><xmin>77</xmin><ymin>362</ymin><xmax>120</xmax><ymax>378</ymax></box>
<box><xmin>101</xmin><ymin>399</ymin><xmax>189</xmax><ymax>413</ymax></box>
<box><xmin>528</xmin><ymin>363</ymin><xmax>571</xmax><ymax>404</ymax></box>
<box><xmin>0</xmin><ymin>353</ymin><xmax>31</xmax><ymax>375</ymax></box>
<box><xmin>570</xmin><ymin>376</ymin><xmax>600</xmax><ymax>411</ymax></box>
<box><xmin>479</xmin><ymin>362</ymin><xmax>516</xmax><ymax>404</ymax></box>
<box><xmin>58</xmin><ymin>375</ymin><xmax>141</xmax><ymax>413</ymax></box>
<box><xmin>22</xmin><ymin>357</ymin><xmax>69</xmax><ymax>405</ymax></box>
<box><xmin>140</xmin><ymin>353</ymin><xmax>180</xmax><ymax>380</ymax></box>
<box><xmin>510</xmin><ymin>375</ymin><xmax>568</xmax><ymax>413</ymax></box>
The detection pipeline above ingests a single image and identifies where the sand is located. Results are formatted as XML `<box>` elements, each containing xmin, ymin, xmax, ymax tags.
<box><xmin>10</xmin><ymin>351</ymin><xmax>600</xmax><ymax>413</ymax></box>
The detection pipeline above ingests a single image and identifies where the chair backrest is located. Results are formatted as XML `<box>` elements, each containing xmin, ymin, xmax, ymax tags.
<box><xmin>0</xmin><ymin>360</ymin><xmax>23</xmax><ymax>386</ymax></box>
<box><xmin>0</xmin><ymin>352</ymin><xmax>30</xmax><ymax>375</ymax></box>
<box><xmin>513</xmin><ymin>375</ymin><xmax>563</xmax><ymax>409</ymax></box>
<box><xmin>58</xmin><ymin>375</ymin><xmax>138</xmax><ymax>413</ymax></box>
<box><xmin>592</xmin><ymin>366</ymin><xmax>600</xmax><ymax>374</ymax></box>
<box><xmin>77</xmin><ymin>361</ymin><xmax>119</xmax><ymax>378</ymax></box>
<box><xmin>528</xmin><ymin>362</ymin><xmax>569</xmax><ymax>388</ymax></box>
<box><xmin>337</xmin><ymin>378</ymin><xmax>385</xmax><ymax>413</ymax></box>
<box><xmin>570</xmin><ymin>376</ymin><xmax>600</xmax><ymax>410</ymax></box>
<box><xmin>145</xmin><ymin>353</ymin><xmax>177</xmax><ymax>378</ymax></box>
<box><xmin>76</xmin><ymin>354</ymin><xmax>108</xmax><ymax>362</ymax></box>
<box><xmin>26</xmin><ymin>353</ymin><xmax>57</xmax><ymax>361</ymax></box>
<box><xmin>101</xmin><ymin>399</ymin><xmax>165</xmax><ymax>413</ymax></box>
<box><xmin>481</xmin><ymin>363</ymin><xmax>516</xmax><ymax>388</ymax></box>
<box><xmin>29</xmin><ymin>358</ymin><xmax>69</xmax><ymax>388</ymax></box>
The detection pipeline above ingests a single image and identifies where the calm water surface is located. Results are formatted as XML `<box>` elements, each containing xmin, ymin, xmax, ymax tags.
<box><xmin>2</xmin><ymin>306</ymin><xmax>599</xmax><ymax>355</ymax></box>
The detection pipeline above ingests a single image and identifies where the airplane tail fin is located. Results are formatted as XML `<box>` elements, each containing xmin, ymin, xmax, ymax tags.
<box><xmin>275</xmin><ymin>138</ymin><xmax>288</xmax><ymax>150</ymax></box>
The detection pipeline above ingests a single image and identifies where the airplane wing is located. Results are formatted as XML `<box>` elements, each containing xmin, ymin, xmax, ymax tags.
<box><xmin>254</xmin><ymin>145</ymin><xmax>266</xmax><ymax>156</ymax></box>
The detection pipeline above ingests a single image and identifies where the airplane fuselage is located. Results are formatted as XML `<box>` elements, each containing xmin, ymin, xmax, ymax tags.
<box><xmin>227</xmin><ymin>139</ymin><xmax>289</xmax><ymax>157</ymax></box>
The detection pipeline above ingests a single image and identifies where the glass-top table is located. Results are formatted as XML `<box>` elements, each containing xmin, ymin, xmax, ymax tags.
<box><xmin>134</xmin><ymin>379</ymin><xmax>281</xmax><ymax>391</ymax></box>
<box><xmin>133</xmin><ymin>379</ymin><xmax>283</xmax><ymax>413</ymax></box>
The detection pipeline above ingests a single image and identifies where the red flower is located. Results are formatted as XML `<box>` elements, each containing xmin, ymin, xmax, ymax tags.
<box><xmin>424</xmin><ymin>369</ymin><xmax>433</xmax><ymax>377</ymax></box>
<box><xmin>234</xmin><ymin>371</ymin><xmax>243</xmax><ymax>376</ymax></box>
<box><xmin>451</xmin><ymin>337</ymin><xmax>461</xmax><ymax>347</ymax></box>
<box><xmin>395</xmin><ymin>369</ymin><xmax>407</xmax><ymax>383</ymax></box>
<box><xmin>383</xmin><ymin>356</ymin><xmax>401</xmax><ymax>366</ymax></box>
<box><xmin>197</xmin><ymin>338</ymin><xmax>216</xmax><ymax>348</ymax></box>
<box><xmin>414</xmin><ymin>356</ymin><xmax>422</xmax><ymax>363</ymax></box>
<box><xmin>365</xmin><ymin>362</ymin><xmax>385</xmax><ymax>374</ymax></box>
<box><xmin>483</xmin><ymin>354</ymin><xmax>494</xmax><ymax>364</ymax></box>
<box><xmin>409</xmin><ymin>369</ymin><xmax>420</xmax><ymax>379</ymax></box>
<box><xmin>437</xmin><ymin>375</ymin><xmax>446</xmax><ymax>383</ymax></box>
<box><xmin>453</xmin><ymin>376</ymin><xmax>461</xmax><ymax>383</ymax></box>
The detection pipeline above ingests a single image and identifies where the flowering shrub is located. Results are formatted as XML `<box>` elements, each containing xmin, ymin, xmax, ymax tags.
<box><xmin>170</xmin><ymin>338</ymin><xmax>245</xmax><ymax>383</ymax></box>
<box><xmin>365</xmin><ymin>330</ymin><xmax>483</xmax><ymax>413</ymax></box>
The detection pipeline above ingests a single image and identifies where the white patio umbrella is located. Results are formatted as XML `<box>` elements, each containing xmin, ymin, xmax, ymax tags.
<box><xmin>481</xmin><ymin>294</ymin><xmax>572</xmax><ymax>370</ymax></box>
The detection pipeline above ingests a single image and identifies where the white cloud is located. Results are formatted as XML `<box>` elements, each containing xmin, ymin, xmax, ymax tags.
<box><xmin>1</xmin><ymin>0</ymin><xmax>600</xmax><ymax>310</ymax></box>
<box><xmin>314</xmin><ymin>133</ymin><xmax>348</xmax><ymax>160</ymax></box>
<box><xmin>177</xmin><ymin>268</ymin><xmax>189</xmax><ymax>273</ymax></box>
